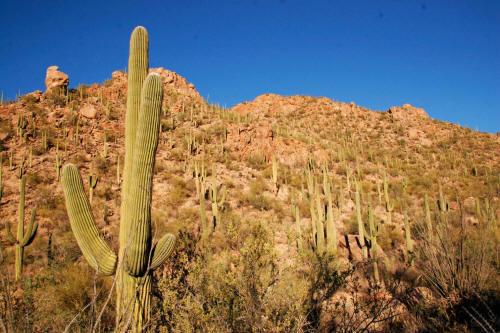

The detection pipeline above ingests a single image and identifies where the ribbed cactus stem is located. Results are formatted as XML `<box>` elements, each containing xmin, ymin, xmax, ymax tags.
<box><xmin>438</xmin><ymin>182</ymin><xmax>447</xmax><ymax>214</ymax></box>
<box><xmin>326</xmin><ymin>181</ymin><xmax>337</xmax><ymax>254</ymax></box>
<box><xmin>295</xmin><ymin>205</ymin><xmax>302</xmax><ymax>250</ymax></box>
<box><xmin>61</xmin><ymin>27</ymin><xmax>176</xmax><ymax>333</ymax></box>
<box><xmin>404</xmin><ymin>211</ymin><xmax>413</xmax><ymax>266</ymax></box>
<box><xmin>383</xmin><ymin>171</ymin><xmax>394</xmax><ymax>224</ymax></box>
<box><xmin>368</xmin><ymin>202</ymin><xmax>379</xmax><ymax>284</ymax></box>
<box><xmin>200</xmin><ymin>180</ymin><xmax>208</xmax><ymax>239</ymax></box>
<box><xmin>356</xmin><ymin>181</ymin><xmax>368</xmax><ymax>260</ymax></box>
<box><xmin>315</xmin><ymin>182</ymin><xmax>325</xmax><ymax>253</ymax></box>
<box><xmin>5</xmin><ymin>174</ymin><xmax>38</xmax><ymax>281</ymax></box>
<box><xmin>424</xmin><ymin>194</ymin><xmax>432</xmax><ymax>242</ymax></box>
<box><xmin>271</xmin><ymin>155</ymin><xmax>278</xmax><ymax>194</ymax></box>
<box><xmin>62</xmin><ymin>165</ymin><xmax>117</xmax><ymax>275</ymax></box>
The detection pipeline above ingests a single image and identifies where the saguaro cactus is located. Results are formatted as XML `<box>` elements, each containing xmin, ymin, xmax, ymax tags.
<box><xmin>61</xmin><ymin>27</ymin><xmax>175</xmax><ymax>332</ymax></box>
<box><xmin>355</xmin><ymin>181</ymin><xmax>368</xmax><ymax>259</ymax></box>
<box><xmin>5</xmin><ymin>169</ymin><xmax>38</xmax><ymax>281</ymax></box>
<box><xmin>383</xmin><ymin>171</ymin><xmax>394</xmax><ymax>224</ymax></box>
<box><xmin>368</xmin><ymin>201</ymin><xmax>380</xmax><ymax>283</ymax></box>
<box><xmin>210</xmin><ymin>164</ymin><xmax>226</xmax><ymax>229</ymax></box>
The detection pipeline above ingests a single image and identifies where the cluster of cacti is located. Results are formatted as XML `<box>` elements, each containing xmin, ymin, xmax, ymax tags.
<box><xmin>16</xmin><ymin>115</ymin><xmax>28</xmax><ymax>142</ymax></box>
<box><xmin>4</xmin><ymin>164</ymin><xmax>38</xmax><ymax>281</ymax></box>
<box><xmin>307</xmin><ymin>166</ymin><xmax>338</xmax><ymax>255</ymax></box>
<box><xmin>61</xmin><ymin>26</ymin><xmax>176</xmax><ymax>332</ymax></box>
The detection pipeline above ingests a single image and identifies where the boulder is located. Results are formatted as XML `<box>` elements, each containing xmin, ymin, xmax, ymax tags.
<box><xmin>386</xmin><ymin>104</ymin><xmax>428</xmax><ymax>121</ymax></box>
<box><xmin>45</xmin><ymin>66</ymin><xmax>69</xmax><ymax>94</ymax></box>
<box><xmin>80</xmin><ymin>104</ymin><xmax>98</xmax><ymax>119</ymax></box>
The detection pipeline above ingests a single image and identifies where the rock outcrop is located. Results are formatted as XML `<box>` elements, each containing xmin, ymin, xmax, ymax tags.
<box><xmin>44</xmin><ymin>66</ymin><xmax>69</xmax><ymax>94</ymax></box>
<box><xmin>386</xmin><ymin>104</ymin><xmax>428</xmax><ymax>121</ymax></box>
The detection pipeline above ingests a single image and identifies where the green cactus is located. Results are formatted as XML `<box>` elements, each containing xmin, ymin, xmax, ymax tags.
<box><xmin>325</xmin><ymin>179</ymin><xmax>337</xmax><ymax>254</ymax></box>
<box><xmin>61</xmin><ymin>27</ymin><xmax>176</xmax><ymax>332</ymax></box>
<box><xmin>210</xmin><ymin>164</ymin><xmax>226</xmax><ymax>229</ymax></box>
<box><xmin>5</xmin><ymin>170</ymin><xmax>38</xmax><ymax>281</ymax></box>
<box><xmin>383</xmin><ymin>170</ymin><xmax>394</xmax><ymax>224</ymax></box>
<box><xmin>271</xmin><ymin>154</ymin><xmax>278</xmax><ymax>194</ymax></box>
<box><xmin>424</xmin><ymin>194</ymin><xmax>433</xmax><ymax>241</ymax></box>
<box><xmin>404</xmin><ymin>211</ymin><xmax>413</xmax><ymax>266</ymax></box>
<box><xmin>368</xmin><ymin>200</ymin><xmax>380</xmax><ymax>283</ymax></box>
<box><xmin>355</xmin><ymin>181</ymin><xmax>368</xmax><ymax>260</ymax></box>
<box><xmin>55</xmin><ymin>152</ymin><xmax>62</xmax><ymax>181</ymax></box>
<box><xmin>199</xmin><ymin>180</ymin><xmax>208</xmax><ymax>240</ymax></box>
<box><xmin>314</xmin><ymin>182</ymin><xmax>325</xmax><ymax>253</ymax></box>
<box><xmin>438</xmin><ymin>182</ymin><xmax>448</xmax><ymax>215</ymax></box>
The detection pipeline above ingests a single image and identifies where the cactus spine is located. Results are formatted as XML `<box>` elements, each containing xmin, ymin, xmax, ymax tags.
<box><xmin>61</xmin><ymin>27</ymin><xmax>175</xmax><ymax>332</ymax></box>
<box><xmin>5</xmin><ymin>169</ymin><xmax>38</xmax><ymax>281</ymax></box>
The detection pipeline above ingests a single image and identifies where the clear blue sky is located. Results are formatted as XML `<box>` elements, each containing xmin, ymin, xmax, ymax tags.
<box><xmin>1</xmin><ymin>0</ymin><xmax>499</xmax><ymax>133</ymax></box>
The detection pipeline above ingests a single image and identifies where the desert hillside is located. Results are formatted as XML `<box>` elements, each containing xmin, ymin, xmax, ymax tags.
<box><xmin>0</xmin><ymin>63</ymin><xmax>498</xmax><ymax>332</ymax></box>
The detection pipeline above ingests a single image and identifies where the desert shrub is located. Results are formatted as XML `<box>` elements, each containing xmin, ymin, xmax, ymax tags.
<box><xmin>156</xmin><ymin>220</ymin><xmax>310</xmax><ymax>332</ymax></box>
<box><xmin>167</xmin><ymin>176</ymin><xmax>189</xmax><ymax>205</ymax></box>
<box><xmin>237</xmin><ymin>178</ymin><xmax>275</xmax><ymax>211</ymax></box>
<box><xmin>412</xmin><ymin>204</ymin><xmax>499</xmax><ymax>331</ymax></box>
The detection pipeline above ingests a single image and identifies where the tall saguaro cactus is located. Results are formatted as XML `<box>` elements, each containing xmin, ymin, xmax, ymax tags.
<box><xmin>5</xmin><ymin>171</ymin><xmax>38</xmax><ymax>281</ymax></box>
<box><xmin>61</xmin><ymin>27</ymin><xmax>175</xmax><ymax>332</ymax></box>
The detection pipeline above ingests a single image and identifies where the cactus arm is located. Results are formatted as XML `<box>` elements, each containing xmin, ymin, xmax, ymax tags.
<box><xmin>125</xmin><ymin>73</ymin><xmax>162</xmax><ymax>277</ymax></box>
<box><xmin>21</xmin><ymin>208</ymin><xmax>38</xmax><ymax>246</ymax></box>
<box><xmin>150</xmin><ymin>233</ymin><xmax>176</xmax><ymax>270</ymax></box>
<box><xmin>61</xmin><ymin>164</ymin><xmax>117</xmax><ymax>276</ymax></box>
<box><xmin>4</xmin><ymin>222</ymin><xmax>17</xmax><ymax>244</ymax></box>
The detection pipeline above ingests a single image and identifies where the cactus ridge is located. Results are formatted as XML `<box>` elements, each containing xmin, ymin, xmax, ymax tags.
<box><xmin>124</xmin><ymin>73</ymin><xmax>163</xmax><ymax>276</ymax></box>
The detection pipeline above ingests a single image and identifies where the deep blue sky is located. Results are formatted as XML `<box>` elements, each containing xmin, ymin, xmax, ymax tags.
<box><xmin>1</xmin><ymin>1</ymin><xmax>499</xmax><ymax>133</ymax></box>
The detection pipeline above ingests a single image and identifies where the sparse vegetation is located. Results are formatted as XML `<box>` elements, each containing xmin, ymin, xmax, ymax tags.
<box><xmin>0</xmin><ymin>25</ymin><xmax>498</xmax><ymax>333</ymax></box>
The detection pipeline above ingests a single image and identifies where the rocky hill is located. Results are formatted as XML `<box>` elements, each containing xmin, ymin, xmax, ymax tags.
<box><xmin>0</xmin><ymin>65</ymin><xmax>498</xmax><ymax>332</ymax></box>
